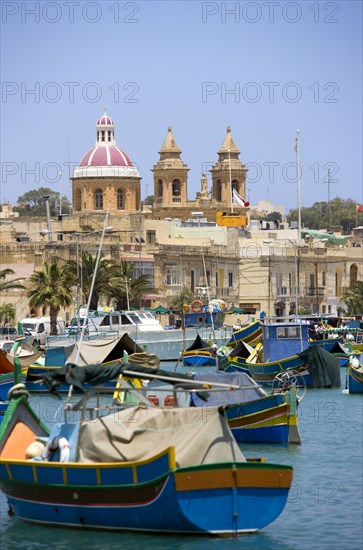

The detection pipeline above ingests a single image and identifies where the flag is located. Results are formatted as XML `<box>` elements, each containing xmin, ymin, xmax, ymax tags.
<box><xmin>357</xmin><ymin>204</ymin><xmax>362</xmax><ymax>213</ymax></box>
<box><xmin>232</xmin><ymin>189</ymin><xmax>249</xmax><ymax>207</ymax></box>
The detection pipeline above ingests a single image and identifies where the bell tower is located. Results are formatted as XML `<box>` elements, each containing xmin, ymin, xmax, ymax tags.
<box><xmin>210</xmin><ymin>126</ymin><xmax>248</xmax><ymax>207</ymax></box>
<box><xmin>152</xmin><ymin>127</ymin><xmax>189</xmax><ymax>208</ymax></box>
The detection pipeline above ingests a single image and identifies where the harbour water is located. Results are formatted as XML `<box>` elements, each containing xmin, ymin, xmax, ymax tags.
<box><xmin>0</xmin><ymin>366</ymin><xmax>362</xmax><ymax>550</ymax></box>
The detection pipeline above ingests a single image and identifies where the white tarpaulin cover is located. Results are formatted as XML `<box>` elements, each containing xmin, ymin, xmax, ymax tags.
<box><xmin>78</xmin><ymin>406</ymin><xmax>245</xmax><ymax>467</ymax></box>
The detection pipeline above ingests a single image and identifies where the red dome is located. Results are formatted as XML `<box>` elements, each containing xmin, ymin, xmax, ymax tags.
<box><xmin>97</xmin><ymin>115</ymin><xmax>114</xmax><ymax>126</ymax></box>
<box><xmin>79</xmin><ymin>145</ymin><xmax>133</xmax><ymax>167</ymax></box>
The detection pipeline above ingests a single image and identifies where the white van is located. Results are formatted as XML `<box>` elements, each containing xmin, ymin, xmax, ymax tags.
<box><xmin>20</xmin><ymin>316</ymin><xmax>66</xmax><ymax>348</ymax></box>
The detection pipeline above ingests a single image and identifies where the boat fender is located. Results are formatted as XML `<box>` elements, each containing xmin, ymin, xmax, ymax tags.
<box><xmin>7</xmin><ymin>383</ymin><xmax>29</xmax><ymax>400</ymax></box>
<box><xmin>42</xmin><ymin>436</ymin><xmax>70</xmax><ymax>463</ymax></box>
<box><xmin>191</xmin><ymin>300</ymin><xmax>203</xmax><ymax>313</ymax></box>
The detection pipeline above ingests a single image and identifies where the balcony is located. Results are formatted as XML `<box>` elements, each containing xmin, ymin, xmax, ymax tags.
<box><xmin>306</xmin><ymin>286</ymin><xmax>325</xmax><ymax>297</ymax></box>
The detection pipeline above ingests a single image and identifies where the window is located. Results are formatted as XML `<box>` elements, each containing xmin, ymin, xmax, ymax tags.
<box><xmin>146</xmin><ymin>230</ymin><xmax>156</xmax><ymax>245</ymax></box>
<box><xmin>215</xmin><ymin>179</ymin><xmax>222</xmax><ymax>201</ymax></box>
<box><xmin>228</xmin><ymin>272</ymin><xmax>233</xmax><ymax>287</ymax></box>
<box><xmin>166</xmin><ymin>267</ymin><xmax>182</xmax><ymax>286</ymax></box>
<box><xmin>94</xmin><ymin>189</ymin><xmax>103</xmax><ymax>210</ymax></box>
<box><xmin>277</xmin><ymin>326</ymin><xmax>300</xmax><ymax>339</ymax></box>
<box><xmin>101</xmin><ymin>131</ymin><xmax>105</xmax><ymax>141</ymax></box>
<box><xmin>206</xmin><ymin>270</ymin><xmax>211</xmax><ymax>287</ymax></box>
<box><xmin>322</xmin><ymin>271</ymin><xmax>326</xmax><ymax>287</ymax></box>
<box><xmin>288</xmin><ymin>273</ymin><xmax>292</xmax><ymax>294</ymax></box>
<box><xmin>172</xmin><ymin>179</ymin><xmax>181</xmax><ymax>196</ymax></box>
<box><xmin>231</xmin><ymin>179</ymin><xmax>239</xmax><ymax>193</ymax></box>
<box><xmin>350</xmin><ymin>264</ymin><xmax>358</xmax><ymax>287</ymax></box>
<box><xmin>215</xmin><ymin>272</ymin><xmax>219</xmax><ymax>288</ymax></box>
<box><xmin>117</xmin><ymin>190</ymin><xmax>124</xmax><ymax>210</ymax></box>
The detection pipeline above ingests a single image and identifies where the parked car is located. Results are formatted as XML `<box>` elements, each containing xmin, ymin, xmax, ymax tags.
<box><xmin>0</xmin><ymin>340</ymin><xmax>16</xmax><ymax>353</ymax></box>
<box><xmin>0</xmin><ymin>327</ymin><xmax>17</xmax><ymax>339</ymax></box>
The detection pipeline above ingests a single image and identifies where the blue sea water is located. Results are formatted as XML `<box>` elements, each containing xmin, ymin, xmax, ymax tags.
<box><xmin>0</xmin><ymin>367</ymin><xmax>362</xmax><ymax>550</ymax></box>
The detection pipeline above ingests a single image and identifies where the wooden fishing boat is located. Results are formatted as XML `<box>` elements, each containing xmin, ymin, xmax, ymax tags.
<box><xmin>227</xmin><ymin>320</ymin><xmax>262</xmax><ymax>347</ymax></box>
<box><xmin>226</xmin><ymin>353</ymin><xmax>306</xmax><ymax>386</ymax></box>
<box><xmin>347</xmin><ymin>357</ymin><xmax>363</xmax><ymax>394</ymax></box>
<box><xmin>226</xmin><ymin>345</ymin><xmax>341</xmax><ymax>389</ymax></box>
<box><xmin>113</xmin><ymin>367</ymin><xmax>302</xmax><ymax>445</ymax></box>
<box><xmin>0</xmin><ymin>378</ymin><xmax>294</xmax><ymax>535</ymax></box>
<box><xmin>217</xmin><ymin>341</ymin><xmax>262</xmax><ymax>372</ymax></box>
<box><xmin>181</xmin><ymin>334</ymin><xmax>217</xmax><ymax>367</ymax></box>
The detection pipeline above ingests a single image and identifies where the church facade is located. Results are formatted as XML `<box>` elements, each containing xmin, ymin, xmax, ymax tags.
<box><xmin>71</xmin><ymin>111</ymin><xmax>249</xmax><ymax>221</ymax></box>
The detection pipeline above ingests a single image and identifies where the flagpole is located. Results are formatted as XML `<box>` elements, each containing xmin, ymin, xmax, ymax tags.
<box><xmin>228</xmin><ymin>148</ymin><xmax>233</xmax><ymax>213</ymax></box>
<box><xmin>294</xmin><ymin>130</ymin><xmax>301</xmax><ymax>240</ymax></box>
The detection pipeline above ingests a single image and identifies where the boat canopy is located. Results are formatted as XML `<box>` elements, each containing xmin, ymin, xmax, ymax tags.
<box><xmin>191</xmin><ymin>372</ymin><xmax>267</xmax><ymax>406</ymax></box>
<box><xmin>78</xmin><ymin>405</ymin><xmax>245</xmax><ymax>467</ymax></box>
<box><xmin>65</xmin><ymin>334</ymin><xmax>143</xmax><ymax>366</ymax></box>
<box><xmin>298</xmin><ymin>345</ymin><xmax>341</xmax><ymax>388</ymax></box>
<box><xmin>184</xmin><ymin>334</ymin><xmax>212</xmax><ymax>352</ymax></box>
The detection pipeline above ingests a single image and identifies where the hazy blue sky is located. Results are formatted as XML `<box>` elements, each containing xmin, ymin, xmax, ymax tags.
<box><xmin>1</xmin><ymin>0</ymin><xmax>362</xmax><ymax>211</ymax></box>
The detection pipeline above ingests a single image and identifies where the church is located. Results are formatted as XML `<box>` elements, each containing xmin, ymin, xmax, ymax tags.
<box><xmin>71</xmin><ymin>111</ymin><xmax>250</xmax><ymax>221</ymax></box>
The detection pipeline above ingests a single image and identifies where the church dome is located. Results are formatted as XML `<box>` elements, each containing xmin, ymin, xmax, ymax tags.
<box><xmin>97</xmin><ymin>114</ymin><xmax>114</xmax><ymax>126</ymax></box>
<box><xmin>73</xmin><ymin>111</ymin><xmax>139</xmax><ymax>179</ymax></box>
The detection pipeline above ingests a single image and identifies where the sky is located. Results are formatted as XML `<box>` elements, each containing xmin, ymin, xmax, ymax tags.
<box><xmin>1</xmin><ymin>0</ymin><xmax>362</xmax><ymax>212</ymax></box>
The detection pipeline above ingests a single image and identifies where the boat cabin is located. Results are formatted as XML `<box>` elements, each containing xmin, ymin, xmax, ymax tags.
<box><xmin>263</xmin><ymin>322</ymin><xmax>309</xmax><ymax>361</ymax></box>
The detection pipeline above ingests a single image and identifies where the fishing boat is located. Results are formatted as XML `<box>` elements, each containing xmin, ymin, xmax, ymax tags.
<box><xmin>181</xmin><ymin>334</ymin><xmax>217</xmax><ymax>367</ymax></box>
<box><xmin>227</xmin><ymin>320</ymin><xmax>262</xmax><ymax>347</ymax></box>
<box><xmin>347</xmin><ymin>356</ymin><xmax>363</xmax><ymax>394</ymax></box>
<box><xmin>114</xmin><ymin>368</ymin><xmax>302</xmax><ymax>445</ymax></box>
<box><xmin>228</xmin><ymin>345</ymin><xmax>341</xmax><ymax>389</ymax></box>
<box><xmin>45</xmin><ymin>307</ymin><xmax>232</xmax><ymax>362</ymax></box>
<box><xmin>0</xmin><ymin>372</ymin><xmax>294</xmax><ymax>535</ymax></box>
<box><xmin>217</xmin><ymin>340</ymin><xmax>261</xmax><ymax>372</ymax></box>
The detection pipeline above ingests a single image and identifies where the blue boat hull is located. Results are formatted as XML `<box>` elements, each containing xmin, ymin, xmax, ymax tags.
<box><xmin>1</xmin><ymin>462</ymin><xmax>292</xmax><ymax>534</ymax></box>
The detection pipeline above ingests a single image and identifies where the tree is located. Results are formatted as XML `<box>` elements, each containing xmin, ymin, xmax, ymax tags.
<box><xmin>0</xmin><ymin>268</ymin><xmax>25</xmax><ymax>293</ymax></box>
<box><xmin>15</xmin><ymin>187</ymin><xmax>72</xmax><ymax>217</ymax></box>
<box><xmin>65</xmin><ymin>251</ymin><xmax>118</xmax><ymax>311</ymax></box>
<box><xmin>170</xmin><ymin>288</ymin><xmax>195</xmax><ymax>312</ymax></box>
<box><xmin>0</xmin><ymin>303</ymin><xmax>16</xmax><ymax>325</ymax></box>
<box><xmin>105</xmin><ymin>261</ymin><xmax>155</xmax><ymax>310</ymax></box>
<box><xmin>287</xmin><ymin>197</ymin><xmax>359</xmax><ymax>231</ymax></box>
<box><xmin>342</xmin><ymin>281</ymin><xmax>363</xmax><ymax>314</ymax></box>
<box><xmin>142</xmin><ymin>195</ymin><xmax>154</xmax><ymax>206</ymax></box>
<box><xmin>28</xmin><ymin>261</ymin><xmax>74</xmax><ymax>335</ymax></box>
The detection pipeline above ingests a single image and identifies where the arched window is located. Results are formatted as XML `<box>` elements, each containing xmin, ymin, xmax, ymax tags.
<box><xmin>231</xmin><ymin>179</ymin><xmax>239</xmax><ymax>193</ymax></box>
<box><xmin>117</xmin><ymin>189</ymin><xmax>124</xmax><ymax>210</ymax></box>
<box><xmin>94</xmin><ymin>189</ymin><xmax>103</xmax><ymax>210</ymax></box>
<box><xmin>157</xmin><ymin>179</ymin><xmax>163</xmax><ymax>203</ymax></box>
<box><xmin>172</xmin><ymin>179</ymin><xmax>181</xmax><ymax>196</ymax></box>
<box><xmin>215</xmin><ymin>179</ymin><xmax>222</xmax><ymax>201</ymax></box>
<box><xmin>350</xmin><ymin>264</ymin><xmax>358</xmax><ymax>287</ymax></box>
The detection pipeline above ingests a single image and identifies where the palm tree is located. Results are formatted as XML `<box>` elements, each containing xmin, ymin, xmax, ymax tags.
<box><xmin>105</xmin><ymin>261</ymin><xmax>155</xmax><ymax>310</ymax></box>
<box><xmin>0</xmin><ymin>268</ymin><xmax>25</xmax><ymax>293</ymax></box>
<box><xmin>0</xmin><ymin>303</ymin><xmax>16</xmax><ymax>325</ymax></box>
<box><xmin>28</xmin><ymin>261</ymin><xmax>74</xmax><ymax>335</ymax></box>
<box><xmin>342</xmin><ymin>281</ymin><xmax>363</xmax><ymax>314</ymax></box>
<box><xmin>65</xmin><ymin>251</ymin><xmax>118</xmax><ymax>311</ymax></box>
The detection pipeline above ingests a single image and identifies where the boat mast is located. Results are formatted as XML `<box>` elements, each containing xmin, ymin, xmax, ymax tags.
<box><xmin>201</xmin><ymin>244</ymin><xmax>215</xmax><ymax>341</ymax></box>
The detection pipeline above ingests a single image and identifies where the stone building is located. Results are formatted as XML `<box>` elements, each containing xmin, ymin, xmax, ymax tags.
<box><xmin>72</xmin><ymin>111</ymin><xmax>141</xmax><ymax>214</ymax></box>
